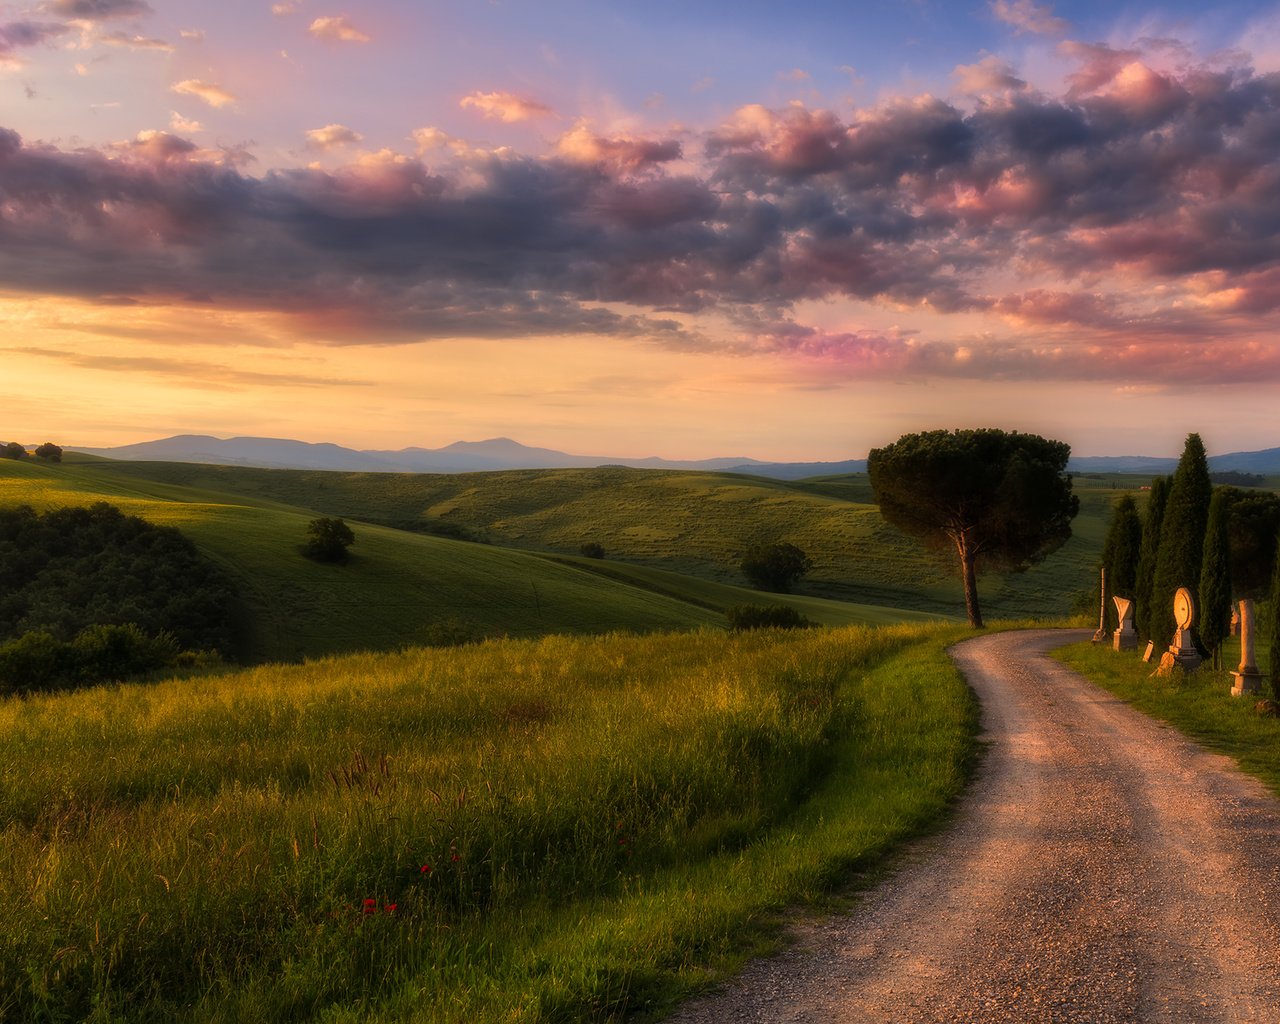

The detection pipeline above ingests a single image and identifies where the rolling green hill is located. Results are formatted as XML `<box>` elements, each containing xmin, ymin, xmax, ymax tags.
<box><xmin>74</xmin><ymin>457</ymin><xmax>1119</xmax><ymax>620</ymax></box>
<box><xmin>0</xmin><ymin>459</ymin><xmax>941</xmax><ymax>662</ymax></box>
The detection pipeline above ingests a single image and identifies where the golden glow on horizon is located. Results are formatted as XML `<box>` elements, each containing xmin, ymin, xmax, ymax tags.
<box><xmin>3</xmin><ymin>292</ymin><xmax>1278</xmax><ymax>460</ymax></box>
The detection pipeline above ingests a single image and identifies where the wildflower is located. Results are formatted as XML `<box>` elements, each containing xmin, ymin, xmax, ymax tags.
<box><xmin>362</xmin><ymin>898</ymin><xmax>377</xmax><ymax>914</ymax></box>
<box><xmin>384</xmin><ymin>903</ymin><xmax>397</xmax><ymax>914</ymax></box>
<box><xmin>420</xmin><ymin>863</ymin><xmax>432</xmax><ymax>874</ymax></box>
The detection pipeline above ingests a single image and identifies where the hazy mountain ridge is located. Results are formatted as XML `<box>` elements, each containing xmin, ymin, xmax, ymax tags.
<box><xmin>70</xmin><ymin>435</ymin><xmax>1280</xmax><ymax>478</ymax></box>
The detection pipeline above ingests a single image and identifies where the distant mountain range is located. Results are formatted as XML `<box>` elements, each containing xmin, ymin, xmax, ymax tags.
<box><xmin>70</xmin><ymin>434</ymin><xmax>1280</xmax><ymax>479</ymax></box>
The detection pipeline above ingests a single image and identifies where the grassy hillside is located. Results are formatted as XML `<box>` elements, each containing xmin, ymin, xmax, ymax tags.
<box><xmin>77</xmin><ymin>457</ymin><xmax>1119</xmax><ymax>620</ymax></box>
<box><xmin>0</xmin><ymin>460</ymin><xmax>941</xmax><ymax>662</ymax></box>
<box><xmin>0</xmin><ymin>621</ymin><xmax>978</xmax><ymax>1023</ymax></box>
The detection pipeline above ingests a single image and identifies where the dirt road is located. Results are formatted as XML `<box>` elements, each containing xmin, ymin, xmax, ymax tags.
<box><xmin>666</xmin><ymin>629</ymin><xmax>1280</xmax><ymax>1023</ymax></box>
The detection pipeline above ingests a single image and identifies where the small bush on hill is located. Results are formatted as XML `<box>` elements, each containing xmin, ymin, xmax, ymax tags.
<box><xmin>33</xmin><ymin>442</ymin><xmax>62</xmax><ymax>463</ymax></box>
<box><xmin>418</xmin><ymin>617</ymin><xmax>490</xmax><ymax>647</ymax></box>
<box><xmin>579</xmin><ymin>541</ymin><xmax>606</xmax><ymax>558</ymax></box>
<box><xmin>739</xmin><ymin>542</ymin><xmax>811</xmax><ymax>593</ymax></box>
<box><xmin>725</xmin><ymin>604</ymin><xmax>814</xmax><ymax>631</ymax></box>
<box><xmin>304</xmin><ymin>517</ymin><xmax>355</xmax><ymax>562</ymax></box>
<box><xmin>2</xmin><ymin>442</ymin><xmax>25</xmax><ymax>460</ymax></box>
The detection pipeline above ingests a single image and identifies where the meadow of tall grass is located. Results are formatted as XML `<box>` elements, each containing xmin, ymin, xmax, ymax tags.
<box><xmin>0</xmin><ymin>622</ymin><xmax>976</xmax><ymax>1022</ymax></box>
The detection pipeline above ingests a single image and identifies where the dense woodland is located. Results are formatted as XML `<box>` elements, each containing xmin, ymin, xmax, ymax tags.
<box><xmin>0</xmin><ymin>502</ymin><xmax>241</xmax><ymax>690</ymax></box>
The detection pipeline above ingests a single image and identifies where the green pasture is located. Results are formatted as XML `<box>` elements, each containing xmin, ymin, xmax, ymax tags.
<box><xmin>0</xmin><ymin>460</ymin><xmax>950</xmax><ymax>663</ymax></box>
<box><xmin>71</xmin><ymin>457</ymin><xmax>1118</xmax><ymax>621</ymax></box>
<box><xmin>0</xmin><ymin>460</ymin><xmax>723</xmax><ymax>661</ymax></box>
<box><xmin>0</xmin><ymin>621</ymin><xmax>978</xmax><ymax>1023</ymax></box>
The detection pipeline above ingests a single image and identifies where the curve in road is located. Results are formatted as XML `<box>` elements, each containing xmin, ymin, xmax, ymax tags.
<box><xmin>666</xmin><ymin>629</ymin><xmax>1280</xmax><ymax>1023</ymax></box>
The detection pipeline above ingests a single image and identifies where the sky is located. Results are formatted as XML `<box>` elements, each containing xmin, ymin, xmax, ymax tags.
<box><xmin>2</xmin><ymin>0</ymin><xmax>1280</xmax><ymax>460</ymax></box>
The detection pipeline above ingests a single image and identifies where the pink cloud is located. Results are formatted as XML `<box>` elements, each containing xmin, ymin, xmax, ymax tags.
<box><xmin>460</xmin><ymin>91</ymin><xmax>554</xmax><ymax>123</ymax></box>
<box><xmin>989</xmin><ymin>0</ymin><xmax>1069</xmax><ymax>36</ymax></box>
<box><xmin>555</xmin><ymin>124</ymin><xmax>681</xmax><ymax>174</ymax></box>
<box><xmin>171</xmin><ymin>79</ymin><xmax>236</xmax><ymax>108</ymax></box>
<box><xmin>952</xmin><ymin>56</ymin><xmax>1027</xmax><ymax>95</ymax></box>
<box><xmin>304</xmin><ymin>123</ymin><xmax>362</xmax><ymax>151</ymax></box>
<box><xmin>756</xmin><ymin>323</ymin><xmax>1280</xmax><ymax>385</ymax></box>
<box><xmin>99</xmin><ymin>30</ymin><xmax>173</xmax><ymax>52</ymax></box>
<box><xmin>308</xmin><ymin>15</ymin><xmax>369</xmax><ymax>43</ymax></box>
<box><xmin>3</xmin><ymin>42</ymin><xmax>1280</xmax><ymax>385</ymax></box>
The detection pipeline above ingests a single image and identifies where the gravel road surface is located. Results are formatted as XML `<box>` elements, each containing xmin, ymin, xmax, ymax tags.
<box><xmin>666</xmin><ymin>629</ymin><xmax>1280</xmax><ymax>1023</ymax></box>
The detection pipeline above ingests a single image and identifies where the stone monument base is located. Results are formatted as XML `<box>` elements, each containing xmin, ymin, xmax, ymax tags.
<box><xmin>1231</xmin><ymin>670</ymin><xmax>1263</xmax><ymax>697</ymax></box>
<box><xmin>1113</xmin><ymin>628</ymin><xmax>1137</xmax><ymax>652</ymax></box>
<box><xmin>1168</xmin><ymin>628</ymin><xmax>1202</xmax><ymax>670</ymax></box>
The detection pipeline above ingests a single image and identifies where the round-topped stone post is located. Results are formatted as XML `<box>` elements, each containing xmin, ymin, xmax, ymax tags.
<box><xmin>1157</xmin><ymin>587</ymin><xmax>1202</xmax><ymax>673</ymax></box>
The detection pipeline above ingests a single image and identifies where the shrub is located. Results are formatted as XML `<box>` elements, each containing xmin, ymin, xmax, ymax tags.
<box><xmin>0</xmin><ymin>630</ymin><xmax>69</xmax><ymax>693</ymax></box>
<box><xmin>0</xmin><ymin>624</ymin><xmax>181</xmax><ymax>694</ymax></box>
<box><xmin>725</xmin><ymin>604</ymin><xmax>813</xmax><ymax>631</ymax></box>
<box><xmin>739</xmin><ymin>542</ymin><xmax>811</xmax><ymax>593</ymax></box>
<box><xmin>304</xmin><ymin>517</ymin><xmax>355</xmax><ymax>563</ymax></box>
<box><xmin>72</xmin><ymin>623</ymin><xmax>178</xmax><ymax>682</ymax></box>
<box><xmin>579</xmin><ymin>542</ymin><xmax>606</xmax><ymax>559</ymax></box>
<box><xmin>419</xmin><ymin>618</ymin><xmax>489</xmax><ymax>647</ymax></box>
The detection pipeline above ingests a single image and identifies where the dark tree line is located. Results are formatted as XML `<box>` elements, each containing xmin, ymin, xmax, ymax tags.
<box><xmin>1</xmin><ymin>442</ymin><xmax>62</xmax><ymax>462</ymax></box>
<box><xmin>0</xmin><ymin>503</ymin><xmax>242</xmax><ymax>691</ymax></box>
<box><xmin>1102</xmin><ymin>433</ymin><xmax>1280</xmax><ymax>672</ymax></box>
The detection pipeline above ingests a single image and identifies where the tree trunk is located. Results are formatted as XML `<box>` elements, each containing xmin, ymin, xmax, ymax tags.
<box><xmin>954</xmin><ymin>532</ymin><xmax>983</xmax><ymax>628</ymax></box>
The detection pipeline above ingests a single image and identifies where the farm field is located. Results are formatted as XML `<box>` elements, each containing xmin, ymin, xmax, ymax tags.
<box><xmin>71</xmin><ymin>456</ymin><xmax>1123</xmax><ymax>622</ymax></box>
<box><xmin>0</xmin><ymin>621</ymin><xmax>978</xmax><ymax>1023</ymax></box>
<box><xmin>0</xmin><ymin>459</ymin><xmax>944</xmax><ymax>662</ymax></box>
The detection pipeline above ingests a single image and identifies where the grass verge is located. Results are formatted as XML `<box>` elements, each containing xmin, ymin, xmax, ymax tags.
<box><xmin>1053</xmin><ymin>635</ymin><xmax>1280</xmax><ymax>795</ymax></box>
<box><xmin>0</xmin><ymin>622</ymin><xmax>977</xmax><ymax>1023</ymax></box>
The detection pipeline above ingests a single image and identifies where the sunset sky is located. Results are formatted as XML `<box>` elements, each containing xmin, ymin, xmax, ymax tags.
<box><xmin>2</xmin><ymin>0</ymin><xmax>1279</xmax><ymax>460</ymax></box>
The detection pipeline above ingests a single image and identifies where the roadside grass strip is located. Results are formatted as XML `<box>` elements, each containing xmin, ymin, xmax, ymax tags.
<box><xmin>1054</xmin><ymin>635</ymin><xmax>1280</xmax><ymax>795</ymax></box>
<box><xmin>0</xmin><ymin>623</ymin><xmax>976</xmax><ymax>1023</ymax></box>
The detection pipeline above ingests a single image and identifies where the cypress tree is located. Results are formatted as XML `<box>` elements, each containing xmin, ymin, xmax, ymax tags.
<box><xmin>1151</xmin><ymin>434</ymin><xmax>1212</xmax><ymax>648</ymax></box>
<box><xmin>1134</xmin><ymin>475</ymin><xmax>1170</xmax><ymax>642</ymax></box>
<box><xmin>1101</xmin><ymin>494</ymin><xmax>1142</xmax><ymax>631</ymax></box>
<box><xmin>1198</xmin><ymin>488</ymin><xmax>1232</xmax><ymax>669</ymax></box>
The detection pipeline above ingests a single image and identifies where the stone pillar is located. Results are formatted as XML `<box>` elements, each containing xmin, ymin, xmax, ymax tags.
<box><xmin>1112</xmin><ymin>596</ymin><xmax>1138</xmax><ymax>651</ymax></box>
<box><xmin>1092</xmin><ymin>567</ymin><xmax>1108</xmax><ymax>643</ymax></box>
<box><xmin>1231</xmin><ymin>599</ymin><xmax>1264</xmax><ymax>697</ymax></box>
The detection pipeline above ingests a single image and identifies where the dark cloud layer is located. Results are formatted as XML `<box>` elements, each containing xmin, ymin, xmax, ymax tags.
<box><xmin>3</xmin><ymin>45</ymin><xmax>1280</xmax><ymax>382</ymax></box>
<box><xmin>0</xmin><ymin>19</ymin><xmax>71</xmax><ymax>55</ymax></box>
<box><xmin>42</xmin><ymin>0</ymin><xmax>152</xmax><ymax>21</ymax></box>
